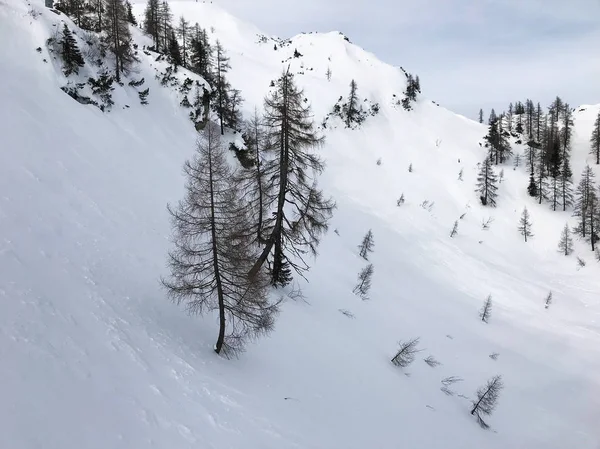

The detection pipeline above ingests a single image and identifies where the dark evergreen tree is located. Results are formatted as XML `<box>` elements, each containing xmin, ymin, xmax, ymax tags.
<box><xmin>485</xmin><ymin>118</ymin><xmax>511</xmax><ymax>165</ymax></box>
<box><xmin>475</xmin><ymin>157</ymin><xmax>498</xmax><ymax>207</ymax></box>
<box><xmin>167</xmin><ymin>30</ymin><xmax>183</xmax><ymax>66</ymax></box>
<box><xmin>527</xmin><ymin>172</ymin><xmax>538</xmax><ymax>198</ymax></box>
<box><xmin>548</xmin><ymin>139</ymin><xmax>562</xmax><ymax>211</ymax></box>
<box><xmin>58</xmin><ymin>24</ymin><xmax>84</xmax><ymax>76</ymax></box>
<box><xmin>104</xmin><ymin>0</ymin><xmax>137</xmax><ymax>82</ymax></box>
<box><xmin>143</xmin><ymin>0</ymin><xmax>160</xmax><ymax>49</ymax></box>
<box><xmin>125</xmin><ymin>0</ymin><xmax>136</xmax><ymax>25</ymax></box>
<box><xmin>573</xmin><ymin>165</ymin><xmax>596</xmax><ymax>240</ymax></box>
<box><xmin>189</xmin><ymin>24</ymin><xmax>213</xmax><ymax>81</ymax></box>
<box><xmin>488</xmin><ymin>108</ymin><xmax>497</xmax><ymax>125</ymax></box>
<box><xmin>358</xmin><ymin>229</ymin><xmax>374</xmax><ymax>260</ymax></box>
<box><xmin>559</xmin><ymin>156</ymin><xmax>574</xmax><ymax>211</ymax></box>
<box><xmin>176</xmin><ymin>16</ymin><xmax>190</xmax><ymax>67</ymax></box>
<box><xmin>248</xmin><ymin>69</ymin><xmax>335</xmax><ymax>286</ymax></box>
<box><xmin>213</xmin><ymin>40</ymin><xmax>231</xmax><ymax>135</ymax></box>
<box><xmin>401</xmin><ymin>73</ymin><xmax>419</xmax><ymax>111</ymax></box>
<box><xmin>470</xmin><ymin>375</ymin><xmax>503</xmax><ymax>429</ymax></box>
<box><xmin>507</xmin><ymin>103</ymin><xmax>513</xmax><ymax>132</ymax></box>
<box><xmin>535</xmin><ymin>136</ymin><xmax>548</xmax><ymax>204</ymax></box>
<box><xmin>345</xmin><ymin>79</ymin><xmax>359</xmax><ymax>127</ymax></box>
<box><xmin>223</xmin><ymin>88</ymin><xmax>243</xmax><ymax>131</ymax></box>
<box><xmin>161</xmin><ymin>122</ymin><xmax>279</xmax><ymax>357</ymax></box>
<box><xmin>535</xmin><ymin>102</ymin><xmax>543</xmax><ymax>143</ymax></box>
<box><xmin>558</xmin><ymin>223</ymin><xmax>574</xmax><ymax>256</ymax></box>
<box><xmin>158</xmin><ymin>1</ymin><xmax>173</xmax><ymax>53</ymax></box>
<box><xmin>352</xmin><ymin>263</ymin><xmax>373</xmax><ymax>300</ymax></box>
<box><xmin>590</xmin><ymin>111</ymin><xmax>600</xmax><ymax>165</ymax></box>
<box><xmin>478</xmin><ymin>108</ymin><xmax>484</xmax><ymax>124</ymax></box>
<box><xmin>518</xmin><ymin>207</ymin><xmax>534</xmax><ymax>242</ymax></box>
<box><xmin>526</xmin><ymin>99</ymin><xmax>534</xmax><ymax>137</ymax></box>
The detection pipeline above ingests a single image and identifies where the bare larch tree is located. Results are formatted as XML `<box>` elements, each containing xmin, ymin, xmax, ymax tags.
<box><xmin>470</xmin><ymin>375</ymin><xmax>504</xmax><ymax>429</ymax></box>
<box><xmin>162</xmin><ymin>122</ymin><xmax>279</xmax><ymax>357</ymax></box>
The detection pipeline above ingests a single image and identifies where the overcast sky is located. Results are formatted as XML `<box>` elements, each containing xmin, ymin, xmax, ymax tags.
<box><xmin>221</xmin><ymin>0</ymin><xmax>600</xmax><ymax>119</ymax></box>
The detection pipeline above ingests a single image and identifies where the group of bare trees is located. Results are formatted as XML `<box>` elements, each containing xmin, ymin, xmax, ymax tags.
<box><xmin>162</xmin><ymin>69</ymin><xmax>335</xmax><ymax>356</ymax></box>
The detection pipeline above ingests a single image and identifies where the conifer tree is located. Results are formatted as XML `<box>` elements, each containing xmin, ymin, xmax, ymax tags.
<box><xmin>559</xmin><ymin>156</ymin><xmax>574</xmax><ymax>211</ymax></box>
<box><xmin>591</xmin><ymin>111</ymin><xmax>600</xmax><ymax>165</ymax></box>
<box><xmin>535</xmin><ymin>138</ymin><xmax>548</xmax><ymax>204</ymax></box>
<box><xmin>143</xmin><ymin>0</ymin><xmax>160</xmax><ymax>49</ymax></box>
<box><xmin>248</xmin><ymin>69</ymin><xmax>335</xmax><ymax>286</ymax></box>
<box><xmin>548</xmin><ymin>139</ymin><xmax>562</xmax><ymax>211</ymax></box>
<box><xmin>480</xmin><ymin>295</ymin><xmax>492</xmax><ymax>323</ymax></box>
<box><xmin>391</xmin><ymin>337</ymin><xmax>421</xmax><ymax>368</ymax></box>
<box><xmin>573</xmin><ymin>165</ymin><xmax>596</xmax><ymax>239</ymax></box>
<box><xmin>167</xmin><ymin>30</ymin><xmax>183</xmax><ymax>66</ymax></box>
<box><xmin>558</xmin><ymin>223</ymin><xmax>573</xmax><ymax>256</ymax></box>
<box><xmin>125</xmin><ymin>0</ymin><xmax>136</xmax><ymax>25</ymax></box>
<box><xmin>358</xmin><ymin>229</ymin><xmax>374</xmax><ymax>260</ymax></box>
<box><xmin>485</xmin><ymin>119</ymin><xmax>511</xmax><ymax>165</ymax></box>
<box><xmin>545</xmin><ymin>292</ymin><xmax>552</xmax><ymax>309</ymax></box>
<box><xmin>224</xmin><ymin>88</ymin><xmax>243</xmax><ymax>131</ymax></box>
<box><xmin>352</xmin><ymin>263</ymin><xmax>374</xmax><ymax>300</ymax></box>
<box><xmin>535</xmin><ymin>102</ymin><xmax>543</xmax><ymax>143</ymax></box>
<box><xmin>479</xmin><ymin>108</ymin><xmax>484</xmax><ymax>123</ymax></box>
<box><xmin>158</xmin><ymin>1</ymin><xmax>173</xmax><ymax>53</ymax></box>
<box><xmin>526</xmin><ymin>99</ymin><xmax>534</xmax><ymax>137</ymax></box>
<box><xmin>189</xmin><ymin>24</ymin><xmax>212</xmax><ymax>81</ymax></box>
<box><xmin>176</xmin><ymin>16</ymin><xmax>190</xmax><ymax>67</ymax></box>
<box><xmin>470</xmin><ymin>375</ymin><xmax>503</xmax><ymax>429</ymax></box>
<box><xmin>475</xmin><ymin>157</ymin><xmax>498</xmax><ymax>207</ymax></box>
<box><xmin>162</xmin><ymin>122</ymin><xmax>279</xmax><ymax>357</ymax></box>
<box><xmin>238</xmin><ymin>109</ymin><xmax>267</xmax><ymax>243</ymax></box>
<box><xmin>213</xmin><ymin>40</ymin><xmax>231</xmax><ymax>135</ymax></box>
<box><xmin>488</xmin><ymin>109</ymin><xmax>497</xmax><ymax>125</ymax></box>
<box><xmin>518</xmin><ymin>207</ymin><xmax>534</xmax><ymax>242</ymax></box>
<box><xmin>58</xmin><ymin>24</ymin><xmax>85</xmax><ymax>76</ymax></box>
<box><xmin>345</xmin><ymin>79</ymin><xmax>359</xmax><ymax>127</ymax></box>
<box><xmin>104</xmin><ymin>0</ymin><xmax>137</xmax><ymax>82</ymax></box>
<box><xmin>325</xmin><ymin>66</ymin><xmax>332</xmax><ymax>81</ymax></box>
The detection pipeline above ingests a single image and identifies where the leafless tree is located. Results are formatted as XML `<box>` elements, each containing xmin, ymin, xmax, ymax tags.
<box><xmin>470</xmin><ymin>375</ymin><xmax>504</xmax><ymax>429</ymax></box>
<box><xmin>358</xmin><ymin>229</ymin><xmax>374</xmax><ymax>260</ymax></box>
<box><xmin>480</xmin><ymin>295</ymin><xmax>492</xmax><ymax>323</ymax></box>
<box><xmin>352</xmin><ymin>263</ymin><xmax>373</xmax><ymax>300</ymax></box>
<box><xmin>391</xmin><ymin>337</ymin><xmax>421</xmax><ymax>368</ymax></box>
<box><xmin>162</xmin><ymin>122</ymin><xmax>279</xmax><ymax>357</ymax></box>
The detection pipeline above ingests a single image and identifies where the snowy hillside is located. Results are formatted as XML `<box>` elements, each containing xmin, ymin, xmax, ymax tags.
<box><xmin>1</xmin><ymin>0</ymin><xmax>600</xmax><ymax>448</ymax></box>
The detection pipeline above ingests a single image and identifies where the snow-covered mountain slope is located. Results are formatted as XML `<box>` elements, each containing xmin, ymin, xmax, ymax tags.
<box><xmin>2</xmin><ymin>0</ymin><xmax>600</xmax><ymax>448</ymax></box>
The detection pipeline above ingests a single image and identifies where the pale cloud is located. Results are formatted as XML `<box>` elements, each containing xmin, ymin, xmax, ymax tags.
<box><xmin>218</xmin><ymin>0</ymin><xmax>600</xmax><ymax>118</ymax></box>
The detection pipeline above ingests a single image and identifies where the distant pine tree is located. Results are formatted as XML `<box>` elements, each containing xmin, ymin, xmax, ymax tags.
<box><xmin>518</xmin><ymin>207</ymin><xmax>534</xmax><ymax>242</ymax></box>
<box><xmin>352</xmin><ymin>263</ymin><xmax>374</xmax><ymax>300</ymax></box>
<box><xmin>573</xmin><ymin>165</ymin><xmax>596</xmax><ymax>240</ymax></box>
<box><xmin>143</xmin><ymin>0</ymin><xmax>160</xmax><ymax>49</ymax></box>
<box><xmin>213</xmin><ymin>40</ymin><xmax>232</xmax><ymax>135</ymax></box>
<box><xmin>345</xmin><ymin>79</ymin><xmax>360</xmax><ymax>127</ymax></box>
<box><xmin>58</xmin><ymin>24</ymin><xmax>84</xmax><ymax>76</ymax></box>
<box><xmin>558</xmin><ymin>223</ymin><xmax>573</xmax><ymax>256</ymax></box>
<box><xmin>591</xmin><ymin>111</ymin><xmax>600</xmax><ymax>165</ymax></box>
<box><xmin>189</xmin><ymin>24</ymin><xmax>213</xmax><ymax>81</ymax></box>
<box><xmin>358</xmin><ymin>229</ymin><xmax>375</xmax><ymax>260</ymax></box>
<box><xmin>478</xmin><ymin>108</ymin><xmax>484</xmax><ymax>123</ymax></box>
<box><xmin>488</xmin><ymin>108</ymin><xmax>497</xmax><ymax>125</ymax></box>
<box><xmin>125</xmin><ymin>0</ymin><xmax>136</xmax><ymax>25</ymax></box>
<box><xmin>104</xmin><ymin>0</ymin><xmax>137</xmax><ymax>82</ymax></box>
<box><xmin>176</xmin><ymin>16</ymin><xmax>190</xmax><ymax>67</ymax></box>
<box><xmin>480</xmin><ymin>295</ymin><xmax>492</xmax><ymax>323</ymax></box>
<box><xmin>167</xmin><ymin>30</ymin><xmax>183</xmax><ymax>66</ymax></box>
<box><xmin>475</xmin><ymin>157</ymin><xmax>498</xmax><ymax>207</ymax></box>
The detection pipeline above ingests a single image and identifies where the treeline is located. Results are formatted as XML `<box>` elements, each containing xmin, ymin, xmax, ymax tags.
<box><xmin>477</xmin><ymin>98</ymin><xmax>600</xmax><ymax>252</ymax></box>
<box><xmin>142</xmin><ymin>0</ymin><xmax>243</xmax><ymax>133</ymax></box>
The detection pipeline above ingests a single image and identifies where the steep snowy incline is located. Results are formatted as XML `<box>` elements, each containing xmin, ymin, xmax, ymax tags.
<box><xmin>1</xmin><ymin>0</ymin><xmax>600</xmax><ymax>448</ymax></box>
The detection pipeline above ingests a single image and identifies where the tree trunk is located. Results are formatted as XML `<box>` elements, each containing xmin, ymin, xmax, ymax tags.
<box><xmin>206</xmin><ymin>130</ymin><xmax>226</xmax><ymax>354</ymax></box>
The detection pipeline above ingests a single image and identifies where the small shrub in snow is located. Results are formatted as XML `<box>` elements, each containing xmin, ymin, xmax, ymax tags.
<box><xmin>376</xmin><ymin>158</ymin><xmax>382</xmax><ymax>166</ymax></box>
<box><xmin>458</xmin><ymin>168</ymin><xmax>464</xmax><ymax>181</ymax></box>
<box><xmin>128</xmin><ymin>77</ymin><xmax>145</xmax><ymax>87</ymax></box>
<box><xmin>391</xmin><ymin>337</ymin><xmax>421</xmax><ymax>368</ymax></box>
<box><xmin>338</xmin><ymin>308</ymin><xmax>355</xmax><ymax>319</ymax></box>
<box><xmin>481</xmin><ymin>217</ymin><xmax>494</xmax><ymax>230</ymax></box>
<box><xmin>88</xmin><ymin>73</ymin><xmax>115</xmax><ymax>111</ymax></box>
<box><xmin>480</xmin><ymin>295</ymin><xmax>492</xmax><ymax>323</ymax></box>
<box><xmin>545</xmin><ymin>292</ymin><xmax>552</xmax><ymax>309</ymax></box>
<box><xmin>440</xmin><ymin>376</ymin><xmax>463</xmax><ymax>396</ymax></box>
<box><xmin>470</xmin><ymin>375</ymin><xmax>503</xmax><ymax>429</ymax></box>
<box><xmin>489</xmin><ymin>352</ymin><xmax>499</xmax><ymax>361</ymax></box>
<box><xmin>138</xmin><ymin>88</ymin><xmax>149</xmax><ymax>105</ymax></box>
<box><xmin>397</xmin><ymin>193</ymin><xmax>405</xmax><ymax>206</ymax></box>
<box><xmin>423</xmin><ymin>355</ymin><xmax>441</xmax><ymax>367</ymax></box>
<box><xmin>408</xmin><ymin>163</ymin><xmax>413</xmax><ymax>173</ymax></box>
<box><xmin>450</xmin><ymin>220</ymin><xmax>459</xmax><ymax>238</ymax></box>
<box><xmin>577</xmin><ymin>256</ymin><xmax>586</xmax><ymax>268</ymax></box>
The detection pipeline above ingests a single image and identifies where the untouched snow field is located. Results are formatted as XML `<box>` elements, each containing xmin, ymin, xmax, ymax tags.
<box><xmin>1</xmin><ymin>0</ymin><xmax>600</xmax><ymax>447</ymax></box>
